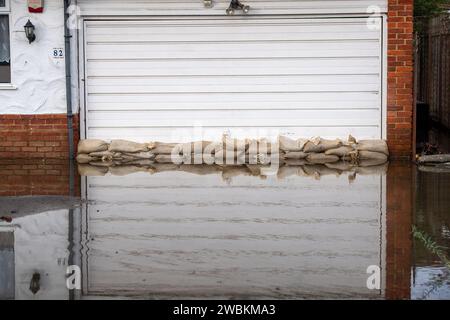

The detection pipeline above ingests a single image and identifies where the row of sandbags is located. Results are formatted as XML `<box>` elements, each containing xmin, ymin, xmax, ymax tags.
<box><xmin>76</xmin><ymin>135</ymin><xmax>389</xmax><ymax>166</ymax></box>
<box><xmin>78</xmin><ymin>162</ymin><xmax>388</xmax><ymax>182</ymax></box>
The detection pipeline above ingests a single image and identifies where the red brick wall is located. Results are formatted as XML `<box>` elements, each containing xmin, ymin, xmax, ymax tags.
<box><xmin>385</xmin><ymin>162</ymin><xmax>413</xmax><ymax>299</ymax></box>
<box><xmin>0</xmin><ymin>114</ymin><xmax>79</xmax><ymax>159</ymax></box>
<box><xmin>0</xmin><ymin>158</ymin><xmax>80</xmax><ymax>196</ymax></box>
<box><xmin>387</xmin><ymin>0</ymin><xmax>415</xmax><ymax>159</ymax></box>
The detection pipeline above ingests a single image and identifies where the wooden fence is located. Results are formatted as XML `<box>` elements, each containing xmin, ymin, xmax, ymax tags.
<box><xmin>416</xmin><ymin>15</ymin><xmax>450</xmax><ymax>130</ymax></box>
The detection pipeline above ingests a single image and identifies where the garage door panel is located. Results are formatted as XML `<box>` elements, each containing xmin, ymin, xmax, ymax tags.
<box><xmin>87</xmin><ymin>41</ymin><xmax>380</xmax><ymax>60</ymax></box>
<box><xmin>87</xmin><ymin>58</ymin><xmax>380</xmax><ymax>77</ymax></box>
<box><xmin>84</xmin><ymin>18</ymin><xmax>384</xmax><ymax>140</ymax></box>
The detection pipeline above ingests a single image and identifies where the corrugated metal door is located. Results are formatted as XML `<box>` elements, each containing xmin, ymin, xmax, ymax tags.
<box><xmin>83</xmin><ymin>17</ymin><xmax>384</xmax><ymax>142</ymax></box>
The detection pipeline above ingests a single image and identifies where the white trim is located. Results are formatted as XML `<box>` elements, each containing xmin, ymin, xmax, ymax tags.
<box><xmin>0</xmin><ymin>83</ymin><xmax>16</xmax><ymax>90</ymax></box>
<box><xmin>0</xmin><ymin>0</ymin><xmax>10</xmax><ymax>12</ymax></box>
<box><xmin>381</xmin><ymin>14</ymin><xmax>388</xmax><ymax>140</ymax></box>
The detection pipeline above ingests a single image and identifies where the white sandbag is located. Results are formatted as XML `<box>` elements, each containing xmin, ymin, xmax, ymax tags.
<box><xmin>325</xmin><ymin>146</ymin><xmax>354</xmax><ymax>157</ymax></box>
<box><xmin>306</xmin><ymin>153</ymin><xmax>340</xmax><ymax>164</ymax></box>
<box><xmin>109</xmin><ymin>139</ymin><xmax>149</xmax><ymax>153</ymax></box>
<box><xmin>358</xmin><ymin>151</ymin><xmax>388</xmax><ymax>162</ymax></box>
<box><xmin>278</xmin><ymin>136</ymin><xmax>308</xmax><ymax>152</ymax></box>
<box><xmin>89</xmin><ymin>161</ymin><xmax>115</xmax><ymax>167</ymax></box>
<box><xmin>78</xmin><ymin>139</ymin><xmax>108</xmax><ymax>154</ymax></box>
<box><xmin>303</xmin><ymin>139</ymin><xmax>342</xmax><ymax>153</ymax></box>
<box><xmin>77</xmin><ymin>164</ymin><xmax>108</xmax><ymax>176</ymax></box>
<box><xmin>283</xmin><ymin>151</ymin><xmax>308</xmax><ymax>159</ymax></box>
<box><xmin>356</xmin><ymin>140</ymin><xmax>389</xmax><ymax>155</ymax></box>
<box><xmin>76</xmin><ymin>154</ymin><xmax>96</xmax><ymax>164</ymax></box>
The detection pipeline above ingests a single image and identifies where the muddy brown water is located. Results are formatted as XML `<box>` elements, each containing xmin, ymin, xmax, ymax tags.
<box><xmin>0</xmin><ymin>161</ymin><xmax>449</xmax><ymax>300</ymax></box>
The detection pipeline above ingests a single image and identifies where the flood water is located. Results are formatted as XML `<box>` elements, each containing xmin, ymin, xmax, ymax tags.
<box><xmin>0</xmin><ymin>160</ymin><xmax>449</xmax><ymax>300</ymax></box>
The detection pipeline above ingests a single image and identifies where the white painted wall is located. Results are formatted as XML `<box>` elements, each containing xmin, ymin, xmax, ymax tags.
<box><xmin>0</xmin><ymin>0</ymin><xmax>67</xmax><ymax>114</ymax></box>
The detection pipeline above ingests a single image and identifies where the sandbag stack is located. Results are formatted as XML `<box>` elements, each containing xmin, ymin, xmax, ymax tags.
<box><xmin>76</xmin><ymin>135</ymin><xmax>389</xmax><ymax>169</ymax></box>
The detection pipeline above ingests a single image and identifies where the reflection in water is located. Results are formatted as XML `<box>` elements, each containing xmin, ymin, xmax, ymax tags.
<box><xmin>0</xmin><ymin>161</ymin><xmax>449</xmax><ymax>299</ymax></box>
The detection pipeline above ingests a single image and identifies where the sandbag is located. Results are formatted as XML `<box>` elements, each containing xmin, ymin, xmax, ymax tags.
<box><xmin>223</xmin><ymin>136</ymin><xmax>249</xmax><ymax>152</ymax></box>
<box><xmin>89</xmin><ymin>160</ymin><xmax>115</xmax><ymax>167</ymax></box>
<box><xmin>155</xmin><ymin>154</ymin><xmax>183</xmax><ymax>164</ymax></box>
<box><xmin>122</xmin><ymin>151</ymin><xmax>155</xmax><ymax>159</ymax></box>
<box><xmin>173</xmin><ymin>141</ymin><xmax>217</xmax><ymax>155</ymax></box>
<box><xmin>214</xmin><ymin>149</ymin><xmax>245</xmax><ymax>164</ymax></box>
<box><xmin>417</xmin><ymin>154</ymin><xmax>450</xmax><ymax>164</ymax></box>
<box><xmin>303</xmin><ymin>139</ymin><xmax>342</xmax><ymax>153</ymax></box>
<box><xmin>279</xmin><ymin>136</ymin><xmax>308</xmax><ymax>152</ymax></box>
<box><xmin>356</xmin><ymin>140</ymin><xmax>389</xmax><ymax>155</ymax></box>
<box><xmin>247</xmin><ymin>139</ymin><xmax>277</xmax><ymax>154</ymax></box>
<box><xmin>89</xmin><ymin>151</ymin><xmax>118</xmax><ymax>159</ymax></box>
<box><xmin>76</xmin><ymin>154</ymin><xmax>96</xmax><ymax>164</ymax></box>
<box><xmin>77</xmin><ymin>164</ymin><xmax>108</xmax><ymax>176</ymax></box>
<box><xmin>152</xmin><ymin>142</ymin><xmax>179</xmax><ymax>155</ymax></box>
<box><xmin>358</xmin><ymin>151</ymin><xmax>388</xmax><ymax>162</ymax></box>
<box><xmin>109</xmin><ymin>139</ymin><xmax>149</xmax><ymax>153</ymax></box>
<box><xmin>78</xmin><ymin>139</ymin><xmax>108</xmax><ymax>154</ymax></box>
<box><xmin>283</xmin><ymin>151</ymin><xmax>308</xmax><ymax>160</ymax></box>
<box><xmin>306</xmin><ymin>153</ymin><xmax>340</xmax><ymax>164</ymax></box>
<box><xmin>284</xmin><ymin>159</ymin><xmax>308</xmax><ymax>166</ymax></box>
<box><xmin>325</xmin><ymin>146</ymin><xmax>354</xmax><ymax>157</ymax></box>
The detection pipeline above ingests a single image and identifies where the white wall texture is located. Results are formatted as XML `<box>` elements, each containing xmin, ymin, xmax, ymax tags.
<box><xmin>0</xmin><ymin>0</ymin><xmax>67</xmax><ymax>114</ymax></box>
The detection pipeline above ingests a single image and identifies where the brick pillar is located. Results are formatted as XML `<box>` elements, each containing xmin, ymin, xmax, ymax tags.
<box><xmin>385</xmin><ymin>162</ymin><xmax>413</xmax><ymax>299</ymax></box>
<box><xmin>387</xmin><ymin>0</ymin><xmax>415</xmax><ymax>159</ymax></box>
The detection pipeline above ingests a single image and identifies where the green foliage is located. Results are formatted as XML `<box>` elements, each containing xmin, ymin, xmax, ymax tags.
<box><xmin>412</xmin><ymin>225</ymin><xmax>450</xmax><ymax>269</ymax></box>
<box><xmin>415</xmin><ymin>0</ymin><xmax>449</xmax><ymax>18</ymax></box>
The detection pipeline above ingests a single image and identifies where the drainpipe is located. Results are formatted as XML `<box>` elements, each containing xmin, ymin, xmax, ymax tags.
<box><xmin>64</xmin><ymin>0</ymin><xmax>74</xmax><ymax>161</ymax></box>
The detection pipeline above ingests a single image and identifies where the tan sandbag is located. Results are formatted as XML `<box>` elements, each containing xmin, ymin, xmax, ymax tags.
<box><xmin>356</xmin><ymin>140</ymin><xmax>389</xmax><ymax>155</ymax></box>
<box><xmin>155</xmin><ymin>154</ymin><xmax>183</xmax><ymax>164</ymax></box>
<box><xmin>358</xmin><ymin>151</ymin><xmax>388</xmax><ymax>162</ymax></box>
<box><xmin>283</xmin><ymin>151</ymin><xmax>308</xmax><ymax>160</ymax></box>
<box><xmin>89</xmin><ymin>160</ymin><xmax>114</xmax><ymax>167</ymax></box>
<box><xmin>325</xmin><ymin>146</ymin><xmax>354</xmax><ymax>157</ymax></box>
<box><xmin>284</xmin><ymin>159</ymin><xmax>308</xmax><ymax>166</ymax></box>
<box><xmin>214</xmin><ymin>149</ymin><xmax>245</xmax><ymax>164</ymax></box>
<box><xmin>173</xmin><ymin>141</ymin><xmax>216</xmax><ymax>155</ymax></box>
<box><xmin>122</xmin><ymin>151</ymin><xmax>155</xmax><ymax>159</ymax></box>
<box><xmin>89</xmin><ymin>151</ymin><xmax>118</xmax><ymax>159</ymax></box>
<box><xmin>279</xmin><ymin>136</ymin><xmax>308</xmax><ymax>152</ymax></box>
<box><xmin>151</xmin><ymin>142</ymin><xmax>179</xmax><ymax>155</ymax></box>
<box><xmin>223</xmin><ymin>136</ymin><xmax>249</xmax><ymax>151</ymax></box>
<box><xmin>247</xmin><ymin>138</ymin><xmax>278</xmax><ymax>154</ymax></box>
<box><xmin>306</xmin><ymin>153</ymin><xmax>340</xmax><ymax>164</ymax></box>
<box><xmin>303</xmin><ymin>138</ymin><xmax>342</xmax><ymax>153</ymax></box>
<box><xmin>417</xmin><ymin>154</ymin><xmax>450</xmax><ymax>164</ymax></box>
<box><xmin>78</xmin><ymin>139</ymin><xmax>108</xmax><ymax>154</ymax></box>
<box><xmin>76</xmin><ymin>154</ymin><xmax>96</xmax><ymax>164</ymax></box>
<box><xmin>121</xmin><ymin>159</ymin><xmax>155</xmax><ymax>167</ymax></box>
<box><xmin>109</xmin><ymin>139</ymin><xmax>148</xmax><ymax>153</ymax></box>
<box><xmin>77</xmin><ymin>164</ymin><xmax>108</xmax><ymax>176</ymax></box>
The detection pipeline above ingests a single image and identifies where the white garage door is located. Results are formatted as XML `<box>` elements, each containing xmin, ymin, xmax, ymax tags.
<box><xmin>83</xmin><ymin>17</ymin><xmax>384</xmax><ymax>142</ymax></box>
